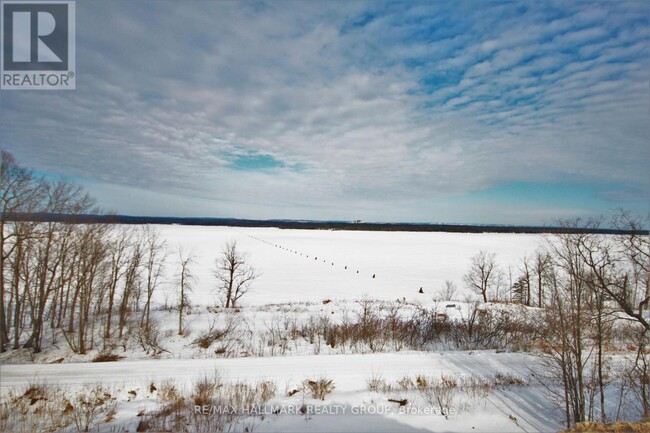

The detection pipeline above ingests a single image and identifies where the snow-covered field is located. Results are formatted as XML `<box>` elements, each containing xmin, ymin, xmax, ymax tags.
<box><xmin>157</xmin><ymin>226</ymin><xmax>542</xmax><ymax>307</ymax></box>
<box><xmin>1</xmin><ymin>226</ymin><xmax>566</xmax><ymax>432</ymax></box>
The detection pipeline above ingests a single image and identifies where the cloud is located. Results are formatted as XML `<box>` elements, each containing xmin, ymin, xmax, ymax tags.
<box><xmin>1</xmin><ymin>0</ymin><xmax>648</xmax><ymax>223</ymax></box>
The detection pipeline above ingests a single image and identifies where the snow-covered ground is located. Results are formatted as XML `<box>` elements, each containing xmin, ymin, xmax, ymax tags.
<box><xmin>0</xmin><ymin>226</ymin><xmax>566</xmax><ymax>432</ymax></box>
<box><xmin>157</xmin><ymin>226</ymin><xmax>542</xmax><ymax>307</ymax></box>
<box><xmin>1</xmin><ymin>351</ymin><xmax>560</xmax><ymax>432</ymax></box>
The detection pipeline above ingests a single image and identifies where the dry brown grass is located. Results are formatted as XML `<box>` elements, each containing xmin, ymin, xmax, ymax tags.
<box><xmin>1</xmin><ymin>381</ymin><xmax>116</xmax><ymax>433</ymax></box>
<box><xmin>138</xmin><ymin>373</ymin><xmax>277</xmax><ymax>432</ymax></box>
<box><xmin>559</xmin><ymin>422</ymin><xmax>650</xmax><ymax>432</ymax></box>
<box><xmin>305</xmin><ymin>377</ymin><xmax>335</xmax><ymax>401</ymax></box>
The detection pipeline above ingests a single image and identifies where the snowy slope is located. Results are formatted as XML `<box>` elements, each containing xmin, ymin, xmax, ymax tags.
<box><xmin>0</xmin><ymin>351</ymin><xmax>562</xmax><ymax>433</ymax></box>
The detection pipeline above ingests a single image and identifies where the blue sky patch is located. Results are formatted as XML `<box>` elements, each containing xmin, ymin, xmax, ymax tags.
<box><xmin>229</xmin><ymin>153</ymin><xmax>286</xmax><ymax>171</ymax></box>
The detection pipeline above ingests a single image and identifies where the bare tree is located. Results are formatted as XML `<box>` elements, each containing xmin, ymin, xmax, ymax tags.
<box><xmin>177</xmin><ymin>247</ymin><xmax>195</xmax><ymax>335</ymax></box>
<box><xmin>23</xmin><ymin>179</ymin><xmax>98</xmax><ymax>353</ymax></box>
<box><xmin>459</xmin><ymin>296</ymin><xmax>482</xmax><ymax>349</ymax></box>
<box><xmin>463</xmin><ymin>251</ymin><xmax>503</xmax><ymax>303</ymax></box>
<box><xmin>611</xmin><ymin>211</ymin><xmax>650</xmax><ymax>421</ymax></box>
<box><xmin>0</xmin><ymin>151</ymin><xmax>44</xmax><ymax>352</ymax></box>
<box><xmin>579</xmin><ymin>212</ymin><xmax>650</xmax><ymax>332</ymax></box>
<box><xmin>118</xmin><ymin>241</ymin><xmax>143</xmax><ymax>339</ymax></box>
<box><xmin>214</xmin><ymin>241</ymin><xmax>258</xmax><ymax>308</ymax></box>
<box><xmin>517</xmin><ymin>255</ymin><xmax>533</xmax><ymax>305</ymax></box>
<box><xmin>533</xmin><ymin>249</ymin><xmax>551</xmax><ymax>308</ymax></box>
<box><xmin>439</xmin><ymin>280</ymin><xmax>458</xmax><ymax>301</ymax></box>
<box><xmin>0</xmin><ymin>152</ymin><xmax>183</xmax><ymax>356</ymax></box>
<box><xmin>539</xmin><ymin>219</ymin><xmax>631</xmax><ymax>426</ymax></box>
<box><xmin>541</xmin><ymin>231</ymin><xmax>592</xmax><ymax>427</ymax></box>
<box><xmin>70</xmin><ymin>224</ymin><xmax>110</xmax><ymax>354</ymax></box>
<box><xmin>103</xmin><ymin>228</ymin><xmax>133</xmax><ymax>346</ymax></box>
<box><xmin>140</xmin><ymin>226</ymin><xmax>167</xmax><ymax>332</ymax></box>
<box><xmin>569</xmin><ymin>212</ymin><xmax>650</xmax><ymax>420</ymax></box>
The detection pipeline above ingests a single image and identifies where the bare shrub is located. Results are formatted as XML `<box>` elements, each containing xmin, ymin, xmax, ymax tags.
<box><xmin>134</xmin><ymin>319</ymin><xmax>168</xmax><ymax>356</ymax></box>
<box><xmin>192</xmin><ymin>373</ymin><xmax>219</xmax><ymax>407</ymax></box>
<box><xmin>398</xmin><ymin>376</ymin><xmax>415</xmax><ymax>391</ymax></box>
<box><xmin>367</xmin><ymin>372</ymin><xmax>388</xmax><ymax>392</ymax></box>
<box><xmin>494</xmin><ymin>371</ymin><xmax>528</xmax><ymax>386</ymax></box>
<box><xmin>227</xmin><ymin>380</ymin><xmax>277</xmax><ymax>411</ymax></box>
<box><xmin>385</xmin><ymin>302</ymin><xmax>410</xmax><ymax>351</ymax></box>
<box><xmin>355</xmin><ymin>299</ymin><xmax>388</xmax><ymax>352</ymax></box>
<box><xmin>158</xmin><ymin>379</ymin><xmax>182</xmax><ymax>404</ymax></box>
<box><xmin>291</xmin><ymin>299</ymin><xmax>542</xmax><ymax>355</ymax></box>
<box><xmin>407</xmin><ymin>374</ymin><xmax>458</xmax><ymax>415</ymax></box>
<box><xmin>138</xmin><ymin>373</ymin><xmax>276</xmax><ymax>433</ymax></box>
<box><xmin>92</xmin><ymin>351</ymin><xmax>125</xmax><ymax>362</ymax></box>
<box><xmin>416</xmin><ymin>375</ymin><xmax>429</xmax><ymax>389</ymax></box>
<box><xmin>1</xmin><ymin>381</ymin><xmax>120</xmax><ymax>433</ymax></box>
<box><xmin>462</xmin><ymin>376</ymin><xmax>491</xmax><ymax>402</ymax></box>
<box><xmin>260</xmin><ymin>316</ymin><xmax>295</xmax><ymax>356</ymax></box>
<box><xmin>305</xmin><ymin>377</ymin><xmax>335</xmax><ymax>401</ymax></box>
<box><xmin>70</xmin><ymin>385</ymin><xmax>117</xmax><ymax>432</ymax></box>
<box><xmin>1</xmin><ymin>381</ymin><xmax>73</xmax><ymax>433</ymax></box>
<box><xmin>440</xmin><ymin>280</ymin><xmax>458</xmax><ymax>301</ymax></box>
<box><xmin>375</xmin><ymin>373</ymin><xmax>523</xmax><ymax>415</ymax></box>
<box><xmin>192</xmin><ymin>312</ymin><xmax>243</xmax><ymax>350</ymax></box>
<box><xmin>433</xmin><ymin>376</ymin><xmax>459</xmax><ymax>415</ymax></box>
<box><xmin>258</xmin><ymin>380</ymin><xmax>277</xmax><ymax>402</ymax></box>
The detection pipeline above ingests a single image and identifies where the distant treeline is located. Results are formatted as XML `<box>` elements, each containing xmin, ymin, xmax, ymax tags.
<box><xmin>3</xmin><ymin>212</ymin><xmax>647</xmax><ymax>235</ymax></box>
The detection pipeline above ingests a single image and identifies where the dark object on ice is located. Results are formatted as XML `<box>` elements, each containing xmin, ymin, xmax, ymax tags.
<box><xmin>345</xmin><ymin>266</ymin><xmax>347</xmax><ymax>269</ymax></box>
<box><xmin>419</xmin><ymin>287</ymin><xmax>424</xmax><ymax>294</ymax></box>
<box><xmin>372</xmin><ymin>274</ymin><xmax>376</xmax><ymax>278</ymax></box>
<box><xmin>322</xmin><ymin>299</ymin><xmax>332</xmax><ymax>304</ymax></box>
<box><xmin>388</xmin><ymin>398</ymin><xmax>408</xmax><ymax>406</ymax></box>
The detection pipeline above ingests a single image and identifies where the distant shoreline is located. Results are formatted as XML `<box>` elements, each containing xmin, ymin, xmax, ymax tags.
<box><xmin>3</xmin><ymin>213</ymin><xmax>647</xmax><ymax>235</ymax></box>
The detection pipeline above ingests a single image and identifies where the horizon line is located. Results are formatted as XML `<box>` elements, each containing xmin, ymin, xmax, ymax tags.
<box><xmin>3</xmin><ymin>212</ymin><xmax>647</xmax><ymax>236</ymax></box>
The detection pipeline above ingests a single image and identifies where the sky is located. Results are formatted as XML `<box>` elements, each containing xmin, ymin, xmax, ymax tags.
<box><xmin>1</xmin><ymin>0</ymin><xmax>648</xmax><ymax>225</ymax></box>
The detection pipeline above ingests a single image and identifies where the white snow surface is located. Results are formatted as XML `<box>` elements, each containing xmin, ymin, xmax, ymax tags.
<box><xmin>1</xmin><ymin>226</ymin><xmax>567</xmax><ymax>432</ymax></box>
<box><xmin>156</xmin><ymin>226</ymin><xmax>542</xmax><ymax>307</ymax></box>
<box><xmin>1</xmin><ymin>351</ymin><xmax>561</xmax><ymax>433</ymax></box>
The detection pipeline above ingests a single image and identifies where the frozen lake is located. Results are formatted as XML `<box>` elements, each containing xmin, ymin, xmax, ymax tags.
<box><xmin>156</xmin><ymin>226</ymin><xmax>543</xmax><ymax>307</ymax></box>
